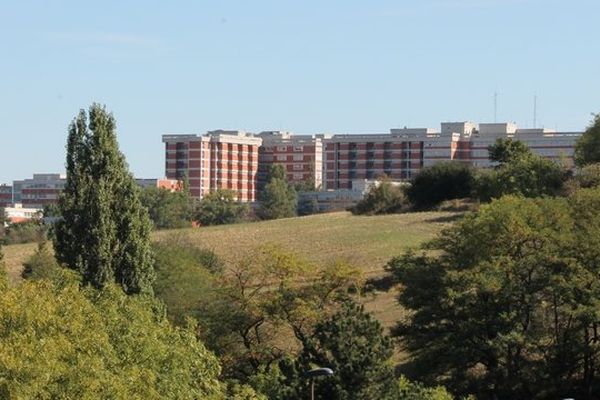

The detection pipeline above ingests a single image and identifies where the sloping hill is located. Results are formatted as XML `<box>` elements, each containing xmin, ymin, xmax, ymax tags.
<box><xmin>3</xmin><ymin>211</ymin><xmax>459</xmax><ymax>329</ymax></box>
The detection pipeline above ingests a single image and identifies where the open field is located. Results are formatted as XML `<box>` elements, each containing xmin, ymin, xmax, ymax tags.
<box><xmin>3</xmin><ymin>211</ymin><xmax>459</xmax><ymax>330</ymax></box>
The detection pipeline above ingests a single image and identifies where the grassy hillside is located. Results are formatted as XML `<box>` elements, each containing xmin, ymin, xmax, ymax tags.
<box><xmin>154</xmin><ymin>211</ymin><xmax>456</xmax><ymax>275</ymax></box>
<box><xmin>3</xmin><ymin>211</ymin><xmax>459</xmax><ymax>329</ymax></box>
<box><xmin>153</xmin><ymin>211</ymin><xmax>459</xmax><ymax>330</ymax></box>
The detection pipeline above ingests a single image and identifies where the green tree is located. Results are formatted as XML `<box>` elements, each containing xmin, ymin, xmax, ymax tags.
<box><xmin>574</xmin><ymin>113</ymin><xmax>600</xmax><ymax>167</ymax></box>
<box><xmin>406</xmin><ymin>161</ymin><xmax>475</xmax><ymax>209</ymax></box>
<box><xmin>54</xmin><ymin>104</ymin><xmax>155</xmax><ymax>294</ymax></box>
<box><xmin>0</xmin><ymin>279</ymin><xmax>224</xmax><ymax>399</ymax></box>
<box><xmin>387</xmin><ymin>193</ymin><xmax>600</xmax><ymax>399</ymax></box>
<box><xmin>140</xmin><ymin>186</ymin><xmax>193</xmax><ymax>229</ymax></box>
<box><xmin>487</xmin><ymin>138</ymin><xmax>531</xmax><ymax>164</ymax></box>
<box><xmin>259</xmin><ymin>165</ymin><xmax>297</xmax><ymax>220</ymax></box>
<box><xmin>475</xmin><ymin>153</ymin><xmax>567</xmax><ymax>202</ymax></box>
<box><xmin>352</xmin><ymin>179</ymin><xmax>406</xmax><ymax>215</ymax></box>
<box><xmin>196</xmin><ymin>189</ymin><xmax>248</xmax><ymax>226</ymax></box>
<box><xmin>279</xmin><ymin>300</ymin><xmax>394</xmax><ymax>400</ymax></box>
<box><xmin>153</xmin><ymin>240</ymin><xmax>223</xmax><ymax>326</ymax></box>
<box><xmin>195</xmin><ymin>247</ymin><xmax>362</xmax><ymax>379</ymax></box>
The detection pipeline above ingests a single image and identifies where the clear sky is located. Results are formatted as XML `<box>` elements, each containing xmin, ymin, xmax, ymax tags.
<box><xmin>1</xmin><ymin>0</ymin><xmax>599</xmax><ymax>184</ymax></box>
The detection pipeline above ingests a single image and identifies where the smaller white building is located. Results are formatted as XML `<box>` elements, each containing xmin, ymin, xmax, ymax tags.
<box><xmin>3</xmin><ymin>203</ymin><xmax>42</xmax><ymax>224</ymax></box>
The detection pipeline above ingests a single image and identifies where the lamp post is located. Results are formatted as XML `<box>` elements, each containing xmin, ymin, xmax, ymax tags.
<box><xmin>306</xmin><ymin>367</ymin><xmax>334</xmax><ymax>400</ymax></box>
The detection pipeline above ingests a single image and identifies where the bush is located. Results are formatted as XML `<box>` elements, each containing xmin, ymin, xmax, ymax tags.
<box><xmin>2</xmin><ymin>220</ymin><xmax>47</xmax><ymax>245</ymax></box>
<box><xmin>21</xmin><ymin>241</ymin><xmax>61</xmax><ymax>281</ymax></box>
<box><xmin>474</xmin><ymin>153</ymin><xmax>567</xmax><ymax>202</ymax></box>
<box><xmin>406</xmin><ymin>162</ymin><xmax>475</xmax><ymax>209</ymax></box>
<box><xmin>297</xmin><ymin>195</ymin><xmax>320</xmax><ymax>216</ymax></box>
<box><xmin>573</xmin><ymin>162</ymin><xmax>600</xmax><ymax>189</ymax></box>
<box><xmin>352</xmin><ymin>180</ymin><xmax>407</xmax><ymax>215</ymax></box>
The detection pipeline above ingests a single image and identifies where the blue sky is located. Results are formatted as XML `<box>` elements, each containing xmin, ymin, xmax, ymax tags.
<box><xmin>1</xmin><ymin>0</ymin><xmax>599</xmax><ymax>184</ymax></box>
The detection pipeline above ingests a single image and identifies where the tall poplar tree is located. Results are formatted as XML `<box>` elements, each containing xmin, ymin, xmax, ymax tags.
<box><xmin>54</xmin><ymin>104</ymin><xmax>154</xmax><ymax>294</ymax></box>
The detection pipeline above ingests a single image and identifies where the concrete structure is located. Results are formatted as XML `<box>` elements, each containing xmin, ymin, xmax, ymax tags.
<box><xmin>0</xmin><ymin>185</ymin><xmax>12</xmax><ymax>208</ymax></box>
<box><xmin>3</xmin><ymin>203</ymin><xmax>42</xmax><ymax>224</ymax></box>
<box><xmin>13</xmin><ymin>174</ymin><xmax>66</xmax><ymax>209</ymax></box>
<box><xmin>135</xmin><ymin>178</ymin><xmax>182</xmax><ymax>192</ymax></box>
<box><xmin>258</xmin><ymin>131</ymin><xmax>325</xmax><ymax>189</ymax></box>
<box><xmin>163</xmin><ymin>130</ymin><xmax>262</xmax><ymax>202</ymax></box>
<box><xmin>298</xmin><ymin>179</ymin><xmax>407</xmax><ymax>212</ymax></box>
<box><xmin>163</xmin><ymin>121</ymin><xmax>582</xmax><ymax>201</ymax></box>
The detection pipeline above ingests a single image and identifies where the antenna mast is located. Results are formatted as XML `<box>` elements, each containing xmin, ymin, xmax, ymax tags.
<box><xmin>533</xmin><ymin>94</ymin><xmax>537</xmax><ymax>128</ymax></box>
<box><xmin>494</xmin><ymin>92</ymin><xmax>498</xmax><ymax>123</ymax></box>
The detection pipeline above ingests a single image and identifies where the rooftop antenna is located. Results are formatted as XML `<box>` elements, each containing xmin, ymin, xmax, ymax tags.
<box><xmin>494</xmin><ymin>91</ymin><xmax>498</xmax><ymax>123</ymax></box>
<box><xmin>533</xmin><ymin>94</ymin><xmax>537</xmax><ymax>129</ymax></box>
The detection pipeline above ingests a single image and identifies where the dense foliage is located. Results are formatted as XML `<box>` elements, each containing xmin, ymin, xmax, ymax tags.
<box><xmin>259</xmin><ymin>165</ymin><xmax>297</xmax><ymax>220</ymax></box>
<box><xmin>1</xmin><ymin>219</ymin><xmax>47</xmax><ymax>245</ymax></box>
<box><xmin>140</xmin><ymin>185</ymin><xmax>193</xmax><ymax>229</ymax></box>
<box><xmin>54</xmin><ymin>104</ymin><xmax>154</xmax><ymax>294</ymax></box>
<box><xmin>388</xmin><ymin>191</ymin><xmax>600</xmax><ymax>399</ymax></box>
<box><xmin>406</xmin><ymin>161</ymin><xmax>474</xmax><ymax>209</ymax></box>
<box><xmin>279</xmin><ymin>300</ymin><xmax>395</xmax><ymax>399</ymax></box>
<box><xmin>153</xmin><ymin>242</ymin><xmax>362</xmax><ymax>380</ymax></box>
<box><xmin>21</xmin><ymin>241</ymin><xmax>61</xmax><ymax>281</ymax></box>
<box><xmin>153</xmin><ymin>240</ymin><xmax>223</xmax><ymax>326</ymax></box>
<box><xmin>0</xmin><ymin>279</ymin><xmax>223</xmax><ymax>399</ymax></box>
<box><xmin>475</xmin><ymin>152</ymin><xmax>567</xmax><ymax>201</ymax></box>
<box><xmin>487</xmin><ymin>138</ymin><xmax>531</xmax><ymax>164</ymax></box>
<box><xmin>572</xmin><ymin>162</ymin><xmax>600</xmax><ymax>190</ymax></box>
<box><xmin>196</xmin><ymin>189</ymin><xmax>249</xmax><ymax>226</ymax></box>
<box><xmin>352</xmin><ymin>179</ymin><xmax>406</xmax><ymax>215</ymax></box>
<box><xmin>574</xmin><ymin>114</ymin><xmax>600</xmax><ymax>167</ymax></box>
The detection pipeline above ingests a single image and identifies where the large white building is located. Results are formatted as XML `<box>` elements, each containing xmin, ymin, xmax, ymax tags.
<box><xmin>164</xmin><ymin>121</ymin><xmax>583</xmax><ymax>199</ymax></box>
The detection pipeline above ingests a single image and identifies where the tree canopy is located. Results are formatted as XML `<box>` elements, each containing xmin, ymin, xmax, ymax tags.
<box><xmin>487</xmin><ymin>138</ymin><xmax>531</xmax><ymax>164</ymax></box>
<box><xmin>574</xmin><ymin>114</ymin><xmax>600</xmax><ymax>167</ymax></box>
<box><xmin>0</xmin><ymin>279</ymin><xmax>223</xmax><ymax>399</ymax></box>
<box><xmin>140</xmin><ymin>185</ymin><xmax>193</xmax><ymax>229</ymax></box>
<box><xmin>196</xmin><ymin>189</ymin><xmax>248</xmax><ymax>226</ymax></box>
<box><xmin>54</xmin><ymin>104</ymin><xmax>154</xmax><ymax>294</ymax></box>
<box><xmin>405</xmin><ymin>161</ymin><xmax>475</xmax><ymax>209</ymax></box>
<box><xmin>475</xmin><ymin>152</ymin><xmax>567</xmax><ymax>201</ymax></box>
<box><xmin>352</xmin><ymin>179</ymin><xmax>407</xmax><ymax>215</ymax></box>
<box><xmin>388</xmin><ymin>191</ymin><xmax>600</xmax><ymax>399</ymax></box>
<box><xmin>280</xmin><ymin>300</ymin><xmax>395</xmax><ymax>399</ymax></box>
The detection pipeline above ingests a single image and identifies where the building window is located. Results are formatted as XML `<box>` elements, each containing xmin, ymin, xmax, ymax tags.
<box><xmin>293</xmin><ymin>154</ymin><xmax>303</xmax><ymax>161</ymax></box>
<box><xmin>293</xmin><ymin>145</ymin><xmax>303</xmax><ymax>152</ymax></box>
<box><xmin>277</xmin><ymin>146</ymin><xmax>287</xmax><ymax>152</ymax></box>
<box><xmin>276</xmin><ymin>155</ymin><xmax>287</xmax><ymax>161</ymax></box>
<box><xmin>293</xmin><ymin>164</ymin><xmax>303</xmax><ymax>170</ymax></box>
<box><xmin>293</xmin><ymin>173</ymin><xmax>304</xmax><ymax>180</ymax></box>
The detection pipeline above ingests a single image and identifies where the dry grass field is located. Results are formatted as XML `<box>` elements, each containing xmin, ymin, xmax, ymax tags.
<box><xmin>3</xmin><ymin>210</ymin><xmax>459</xmax><ymax>331</ymax></box>
<box><xmin>153</xmin><ymin>210</ymin><xmax>460</xmax><ymax>329</ymax></box>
